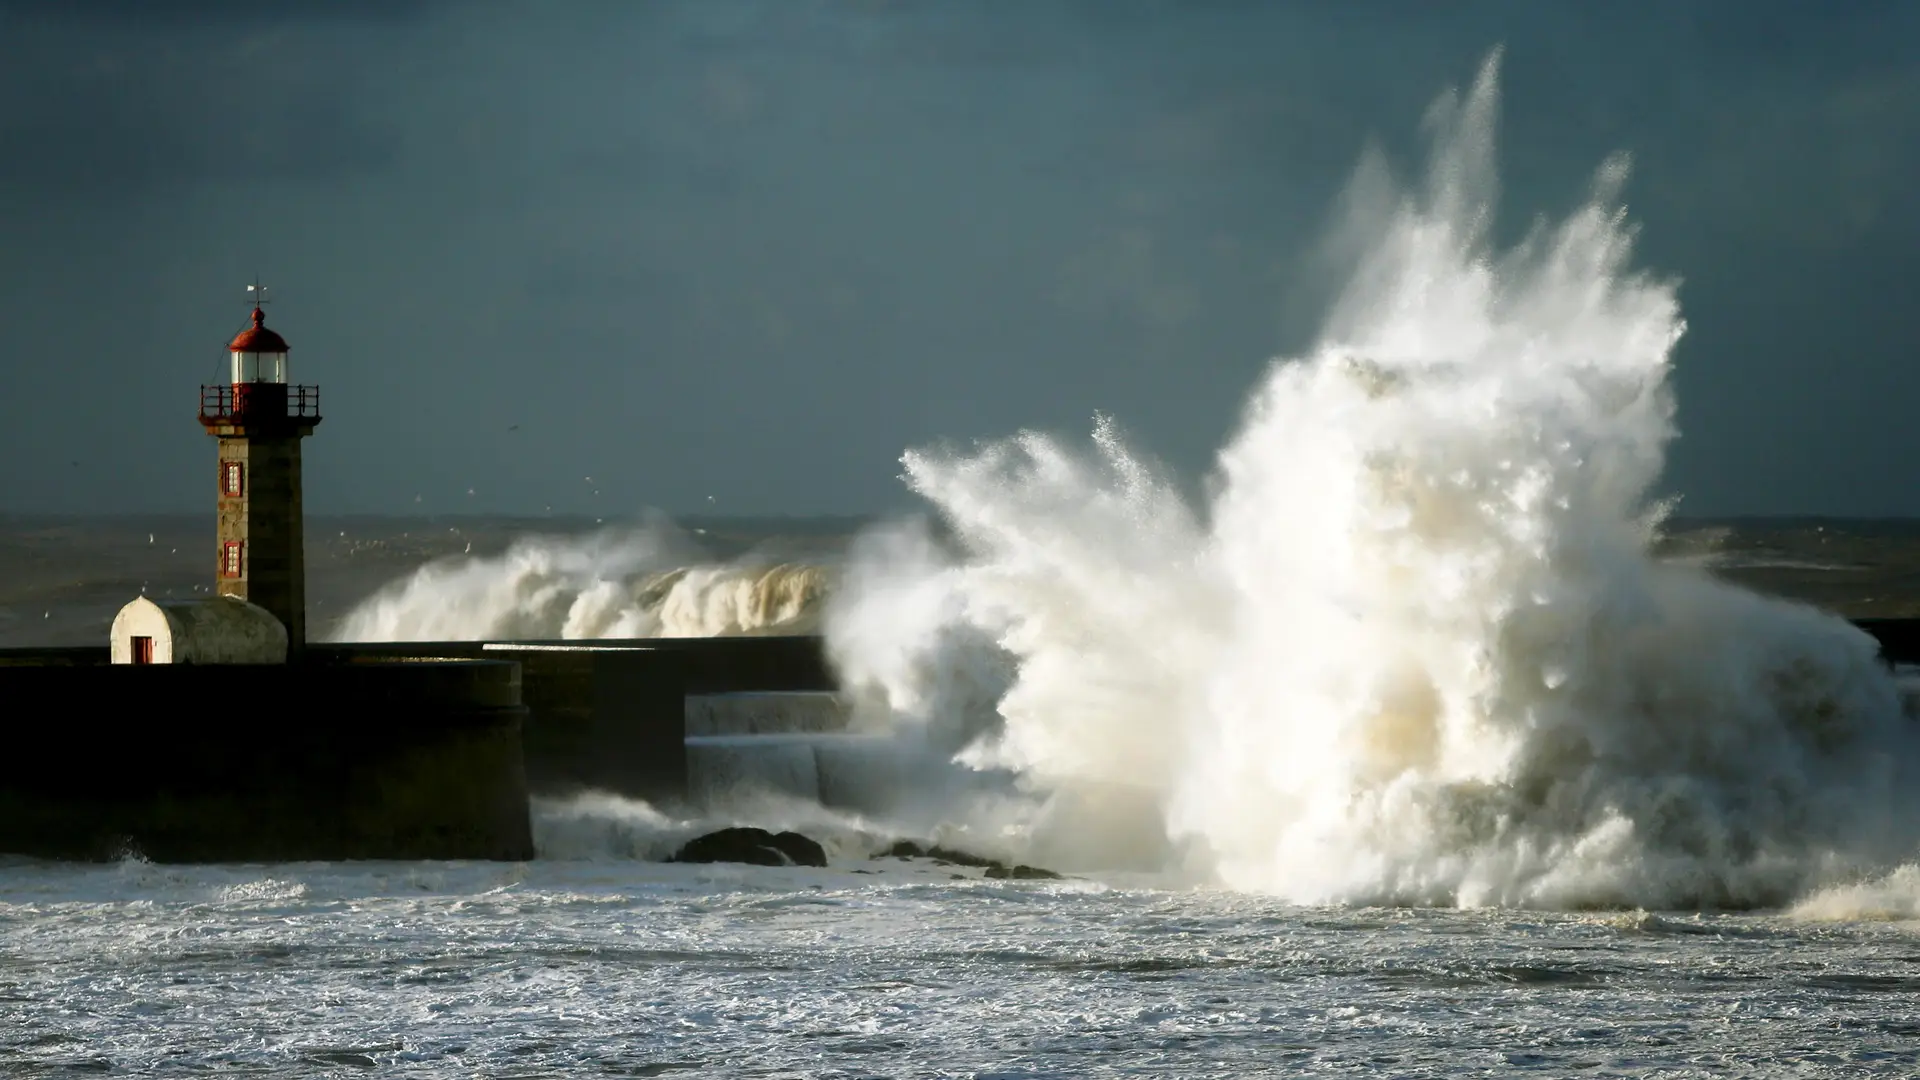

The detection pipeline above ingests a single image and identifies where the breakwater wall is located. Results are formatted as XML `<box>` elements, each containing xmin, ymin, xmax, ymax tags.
<box><xmin>0</xmin><ymin>630</ymin><xmax>825</xmax><ymax>822</ymax></box>
<box><xmin>4</xmin><ymin>619</ymin><xmax>1913</xmax><ymax>864</ymax></box>
<box><xmin>313</xmin><ymin>636</ymin><xmax>832</xmax><ymax>802</ymax></box>
<box><xmin>0</xmin><ymin>659</ymin><xmax>532</xmax><ymax>861</ymax></box>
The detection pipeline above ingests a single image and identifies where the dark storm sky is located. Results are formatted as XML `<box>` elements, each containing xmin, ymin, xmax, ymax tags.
<box><xmin>0</xmin><ymin>1</ymin><xmax>1915</xmax><ymax>518</ymax></box>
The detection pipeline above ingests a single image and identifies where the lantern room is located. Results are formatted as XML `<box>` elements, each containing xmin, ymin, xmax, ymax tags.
<box><xmin>229</xmin><ymin>307</ymin><xmax>290</xmax><ymax>383</ymax></box>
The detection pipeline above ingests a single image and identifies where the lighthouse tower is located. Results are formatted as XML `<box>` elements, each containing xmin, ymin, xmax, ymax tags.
<box><xmin>197</xmin><ymin>290</ymin><xmax>321</xmax><ymax>654</ymax></box>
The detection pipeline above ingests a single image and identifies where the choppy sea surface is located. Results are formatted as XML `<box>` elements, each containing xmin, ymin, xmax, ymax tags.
<box><xmin>7</xmin><ymin>856</ymin><xmax>1920</xmax><ymax>1078</ymax></box>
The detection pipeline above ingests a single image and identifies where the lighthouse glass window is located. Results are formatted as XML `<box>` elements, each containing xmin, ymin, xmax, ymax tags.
<box><xmin>221</xmin><ymin>461</ymin><xmax>245</xmax><ymax>497</ymax></box>
<box><xmin>221</xmin><ymin>541</ymin><xmax>244</xmax><ymax>579</ymax></box>
<box><xmin>231</xmin><ymin>351</ymin><xmax>285</xmax><ymax>384</ymax></box>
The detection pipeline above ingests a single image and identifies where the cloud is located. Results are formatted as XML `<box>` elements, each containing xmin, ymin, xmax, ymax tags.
<box><xmin>0</xmin><ymin>0</ymin><xmax>441</xmax><ymax>23</ymax></box>
<box><xmin>0</xmin><ymin>6</ymin><xmax>416</xmax><ymax>196</ymax></box>
<box><xmin>0</xmin><ymin>1</ymin><xmax>1916</xmax><ymax>516</ymax></box>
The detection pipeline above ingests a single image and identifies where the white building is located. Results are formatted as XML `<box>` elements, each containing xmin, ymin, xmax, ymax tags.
<box><xmin>109</xmin><ymin>595</ymin><xmax>288</xmax><ymax>665</ymax></box>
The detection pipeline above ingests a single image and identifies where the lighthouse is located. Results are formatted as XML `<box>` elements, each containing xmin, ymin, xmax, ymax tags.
<box><xmin>195</xmin><ymin>290</ymin><xmax>321</xmax><ymax>654</ymax></box>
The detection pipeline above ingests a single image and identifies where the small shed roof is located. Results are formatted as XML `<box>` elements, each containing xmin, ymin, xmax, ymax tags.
<box><xmin>112</xmin><ymin>594</ymin><xmax>288</xmax><ymax>664</ymax></box>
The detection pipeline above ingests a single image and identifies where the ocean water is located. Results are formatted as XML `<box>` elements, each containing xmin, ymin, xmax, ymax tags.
<box><xmin>6</xmin><ymin>853</ymin><xmax>1920</xmax><ymax>1078</ymax></box>
<box><xmin>1</xmin><ymin>685</ymin><xmax>1914</xmax><ymax>1079</ymax></box>
<box><xmin>11</xmin><ymin>53</ymin><xmax>1920</xmax><ymax>1075</ymax></box>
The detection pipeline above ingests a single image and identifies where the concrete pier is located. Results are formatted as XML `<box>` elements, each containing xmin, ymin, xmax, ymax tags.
<box><xmin>686</xmin><ymin>691</ymin><xmax>849</xmax><ymax>736</ymax></box>
<box><xmin>0</xmin><ymin>659</ymin><xmax>533</xmax><ymax>861</ymax></box>
<box><xmin>310</xmin><ymin>635</ymin><xmax>833</xmax><ymax>805</ymax></box>
<box><xmin>6</xmin><ymin>614</ymin><xmax>1914</xmax><ymax>864</ymax></box>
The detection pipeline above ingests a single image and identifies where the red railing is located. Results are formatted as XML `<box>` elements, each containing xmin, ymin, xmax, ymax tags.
<box><xmin>199</xmin><ymin>384</ymin><xmax>321</xmax><ymax>424</ymax></box>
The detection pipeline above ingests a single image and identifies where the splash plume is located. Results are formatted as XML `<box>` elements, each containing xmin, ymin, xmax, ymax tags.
<box><xmin>827</xmin><ymin>53</ymin><xmax>1919</xmax><ymax>908</ymax></box>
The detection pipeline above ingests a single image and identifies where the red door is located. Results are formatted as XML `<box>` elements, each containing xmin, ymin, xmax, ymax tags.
<box><xmin>131</xmin><ymin>636</ymin><xmax>154</xmax><ymax>665</ymax></box>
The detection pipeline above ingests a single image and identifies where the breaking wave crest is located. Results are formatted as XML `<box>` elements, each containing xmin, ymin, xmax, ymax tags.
<box><xmin>1790</xmin><ymin>865</ymin><xmax>1920</xmax><ymax>923</ymax></box>
<box><xmin>330</xmin><ymin>524</ymin><xmax>829</xmax><ymax>641</ymax></box>
<box><xmin>820</xmin><ymin>54</ymin><xmax>1920</xmax><ymax>909</ymax></box>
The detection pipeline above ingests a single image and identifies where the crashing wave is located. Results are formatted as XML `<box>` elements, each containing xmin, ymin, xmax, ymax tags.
<box><xmin>329</xmin><ymin>525</ymin><xmax>830</xmax><ymax>641</ymax></box>
<box><xmin>819</xmin><ymin>53</ymin><xmax>1920</xmax><ymax>909</ymax></box>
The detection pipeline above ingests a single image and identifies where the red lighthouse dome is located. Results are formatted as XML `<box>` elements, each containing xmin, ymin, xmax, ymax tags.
<box><xmin>229</xmin><ymin>308</ymin><xmax>289</xmax><ymax>354</ymax></box>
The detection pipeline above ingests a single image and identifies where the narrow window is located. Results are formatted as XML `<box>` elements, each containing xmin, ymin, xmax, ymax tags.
<box><xmin>221</xmin><ymin>460</ymin><xmax>245</xmax><ymax>497</ymax></box>
<box><xmin>221</xmin><ymin>540</ymin><xmax>244</xmax><ymax>579</ymax></box>
<box><xmin>131</xmin><ymin>636</ymin><xmax>154</xmax><ymax>665</ymax></box>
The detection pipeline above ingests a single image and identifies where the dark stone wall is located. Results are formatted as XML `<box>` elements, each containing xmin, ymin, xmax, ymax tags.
<box><xmin>0</xmin><ymin>617</ymin><xmax>1914</xmax><ymax>863</ymax></box>
<box><xmin>308</xmin><ymin>635</ymin><xmax>833</xmax><ymax>690</ymax></box>
<box><xmin>0</xmin><ymin>660</ymin><xmax>533</xmax><ymax>862</ymax></box>
<box><xmin>312</xmin><ymin>636</ymin><xmax>834</xmax><ymax>805</ymax></box>
<box><xmin>0</xmin><ymin>636</ymin><xmax>832</xmax><ymax>816</ymax></box>
<box><xmin>0</xmin><ymin>646</ymin><xmax>106</xmax><ymax>667</ymax></box>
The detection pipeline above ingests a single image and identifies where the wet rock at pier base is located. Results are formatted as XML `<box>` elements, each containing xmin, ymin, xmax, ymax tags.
<box><xmin>670</xmin><ymin>827</ymin><xmax>828</xmax><ymax>867</ymax></box>
<box><xmin>984</xmin><ymin>864</ymin><xmax>1064</xmax><ymax>880</ymax></box>
<box><xmin>879</xmin><ymin>840</ymin><xmax>1063</xmax><ymax>879</ymax></box>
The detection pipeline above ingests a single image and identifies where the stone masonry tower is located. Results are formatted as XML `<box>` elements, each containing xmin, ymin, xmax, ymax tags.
<box><xmin>197</xmin><ymin>290</ymin><xmax>320</xmax><ymax>654</ymax></box>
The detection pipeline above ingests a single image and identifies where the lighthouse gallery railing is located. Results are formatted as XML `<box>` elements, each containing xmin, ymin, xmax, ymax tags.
<box><xmin>199</xmin><ymin>384</ymin><xmax>321</xmax><ymax>423</ymax></box>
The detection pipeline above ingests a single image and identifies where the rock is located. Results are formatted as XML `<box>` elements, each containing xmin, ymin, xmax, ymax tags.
<box><xmin>670</xmin><ymin>827</ymin><xmax>828</xmax><ymax>868</ymax></box>
<box><xmin>984</xmin><ymin>864</ymin><xmax>1063</xmax><ymax>880</ymax></box>
<box><xmin>878</xmin><ymin>839</ymin><xmax>998</xmax><ymax>868</ymax></box>
<box><xmin>879</xmin><ymin>840</ymin><xmax>1062</xmax><ymax>879</ymax></box>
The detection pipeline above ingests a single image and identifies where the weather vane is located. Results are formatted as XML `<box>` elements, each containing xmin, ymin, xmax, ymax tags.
<box><xmin>247</xmin><ymin>277</ymin><xmax>270</xmax><ymax>308</ymax></box>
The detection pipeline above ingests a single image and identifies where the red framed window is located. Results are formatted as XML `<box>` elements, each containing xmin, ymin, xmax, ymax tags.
<box><xmin>221</xmin><ymin>460</ymin><xmax>245</xmax><ymax>497</ymax></box>
<box><xmin>220</xmin><ymin>540</ymin><xmax>244</xmax><ymax>579</ymax></box>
